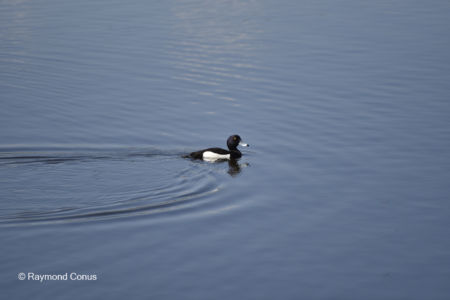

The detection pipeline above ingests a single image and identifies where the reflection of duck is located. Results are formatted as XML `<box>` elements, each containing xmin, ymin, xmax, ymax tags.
<box><xmin>227</xmin><ymin>159</ymin><xmax>249</xmax><ymax>177</ymax></box>
<box><xmin>187</xmin><ymin>135</ymin><xmax>249</xmax><ymax>160</ymax></box>
<box><xmin>205</xmin><ymin>158</ymin><xmax>249</xmax><ymax>177</ymax></box>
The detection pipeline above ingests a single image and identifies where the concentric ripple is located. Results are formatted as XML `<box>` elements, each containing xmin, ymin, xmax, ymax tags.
<box><xmin>0</xmin><ymin>147</ymin><xmax>225</xmax><ymax>226</ymax></box>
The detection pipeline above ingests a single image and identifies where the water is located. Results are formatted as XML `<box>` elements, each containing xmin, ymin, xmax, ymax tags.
<box><xmin>1</xmin><ymin>0</ymin><xmax>450</xmax><ymax>299</ymax></box>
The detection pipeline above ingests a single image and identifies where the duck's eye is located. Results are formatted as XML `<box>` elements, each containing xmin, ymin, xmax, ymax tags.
<box><xmin>233</xmin><ymin>137</ymin><xmax>237</xmax><ymax>141</ymax></box>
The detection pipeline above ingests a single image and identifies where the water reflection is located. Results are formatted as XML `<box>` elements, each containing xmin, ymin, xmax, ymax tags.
<box><xmin>203</xmin><ymin>158</ymin><xmax>249</xmax><ymax>177</ymax></box>
<box><xmin>184</xmin><ymin>154</ymin><xmax>249</xmax><ymax>177</ymax></box>
<box><xmin>227</xmin><ymin>159</ymin><xmax>249</xmax><ymax>177</ymax></box>
<box><xmin>168</xmin><ymin>0</ymin><xmax>263</xmax><ymax>104</ymax></box>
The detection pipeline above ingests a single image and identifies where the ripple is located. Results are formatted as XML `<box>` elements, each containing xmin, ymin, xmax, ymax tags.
<box><xmin>0</xmin><ymin>146</ymin><xmax>225</xmax><ymax>226</ymax></box>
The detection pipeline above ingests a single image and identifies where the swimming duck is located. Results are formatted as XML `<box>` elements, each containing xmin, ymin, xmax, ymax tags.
<box><xmin>188</xmin><ymin>135</ymin><xmax>249</xmax><ymax>160</ymax></box>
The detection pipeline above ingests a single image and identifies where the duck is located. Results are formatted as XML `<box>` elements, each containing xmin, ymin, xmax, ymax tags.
<box><xmin>188</xmin><ymin>135</ymin><xmax>249</xmax><ymax>161</ymax></box>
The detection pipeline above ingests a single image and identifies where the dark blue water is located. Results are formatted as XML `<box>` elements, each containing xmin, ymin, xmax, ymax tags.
<box><xmin>1</xmin><ymin>0</ymin><xmax>450</xmax><ymax>299</ymax></box>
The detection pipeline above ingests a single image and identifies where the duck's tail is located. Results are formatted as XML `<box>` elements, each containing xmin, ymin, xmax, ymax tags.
<box><xmin>183</xmin><ymin>151</ymin><xmax>203</xmax><ymax>160</ymax></box>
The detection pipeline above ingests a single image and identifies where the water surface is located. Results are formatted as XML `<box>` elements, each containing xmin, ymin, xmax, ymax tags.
<box><xmin>1</xmin><ymin>0</ymin><xmax>450</xmax><ymax>299</ymax></box>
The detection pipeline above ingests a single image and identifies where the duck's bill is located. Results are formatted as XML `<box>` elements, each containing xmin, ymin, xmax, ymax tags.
<box><xmin>239</xmin><ymin>142</ymin><xmax>249</xmax><ymax>147</ymax></box>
